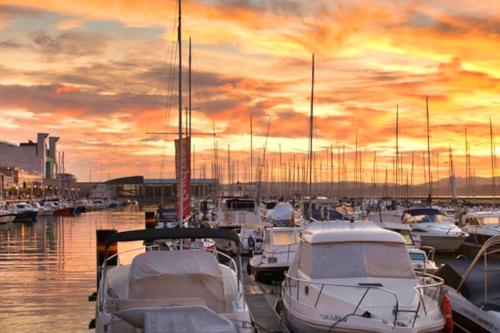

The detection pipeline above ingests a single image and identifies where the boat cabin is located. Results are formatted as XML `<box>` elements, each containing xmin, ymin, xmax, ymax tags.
<box><xmin>296</xmin><ymin>222</ymin><xmax>415</xmax><ymax>280</ymax></box>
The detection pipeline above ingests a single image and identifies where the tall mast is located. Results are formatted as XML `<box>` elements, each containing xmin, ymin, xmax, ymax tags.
<box><xmin>308</xmin><ymin>54</ymin><xmax>315</xmax><ymax>205</ymax></box>
<box><xmin>465</xmin><ymin>128</ymin><xmax>469</xmax><ymax>198</ymax></box>
<box><xmin>426</xmin><ymin>97</ymin><xmax>432</xmax><ymax>203</ymax></box>
<box><xmin>177</xmin><ymin>0</ymin><xmax>183</xmax><ymax>226</ymax></box>
<box><xmin>250</xmin><ymin>115</ymin><xmax>253</xmax><ymax>185</ymax></box>
<box><xmin>354</xmin><ymin>130</ymin><xmax>358</xmax><ymax>196</ymax></box>
<box><xmin>370</xmin><ymin>150</ymin><xmax>377</xmax><ymax>198</ymax></box>
<box><xmin>449</xmin><ymin>146</ymin><xmax>456</xmax><ymax>200</ymax></box>
<box><xmin>395</xmin><ymin>105</ymin><xmax>399</xmax><ymax>198</ymax></box>
<box><xmin>490</xmin><ymin>118</ymin><xmax>496</xmax><ymax>202</ymax></box>
<box><xmin>188</xmin><ymin>37</ymin><xmax>192</xmax><ymax>137</ymax></box>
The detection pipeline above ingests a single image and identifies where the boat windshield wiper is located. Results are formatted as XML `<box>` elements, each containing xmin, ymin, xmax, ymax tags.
<box><xmin>358</xmin><ymin>283</ymin><xmax>383</xmax><ymax>287</ymax></box>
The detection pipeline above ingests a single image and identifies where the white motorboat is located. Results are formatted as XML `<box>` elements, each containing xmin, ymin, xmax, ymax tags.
<box><xmin>436</xmin><ymin>236</ymin><xmax>500</xmax><ymax>333</ymax></box>
<box><xmin>95</xmin><ymin>228</ymin><xmax>254</xmax><ymax>333</ymax></box>
<box><xmin>211</xmin><ymin>197</ymin><xmax>263</xmax><ymax>255</ymax></box>
<box><xmin>249</xmin><ymin>226</ymin><xmax>301</xmax><ymax>283</ymax></box>
<box><xmin>282</xmin><ymin>221</ymin><xmax>446</xmax><ymax>333</ymax></box>
<box><xmin>402</xmin><ymin>208</ymin><xmax>468</xmax><ymax>253</ymax></box>
<box><xmin>408</xmin><ymin>247</ymin><xmax>438</xmax><ymax>274</ymax></box>
<box><xmin>459</xmin><ymin>211</ymin><xmax>500</xmax><ymax>251</ymax></box>
<box><xmin>31</xmin><ymin>201</ymin><xmax>55</xmax><ymax>216</ymax></box>
<box><xmin>10</xmin><ymin>202</ymin><xmax>37</xmax><ymax>222</ymax></box>
<box><xmin>0</xmin><ymin>203</ymin><xmax>15</xmax><ymax>224</ymax></box>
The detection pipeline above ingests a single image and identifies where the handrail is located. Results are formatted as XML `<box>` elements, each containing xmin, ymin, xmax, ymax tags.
<box><xmin>258</xmin><ymin>243</ymin><xmax>296</xmax><ymax>266</ymax></box>
<box><xmin>457</xmin><ymin>235</ymin><xmax>500</xmax><ymax>304</ymax></box>
<box><xmin>283</xmin><ymin>271</ymin><xmax>443</xmax><ymax>328</ymax></box>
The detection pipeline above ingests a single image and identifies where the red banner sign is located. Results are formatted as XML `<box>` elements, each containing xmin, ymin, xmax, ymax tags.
<box><xmin>175</xmin><ymin>136</ymin><xmax>191</xmax><ymax>219</ymax></box>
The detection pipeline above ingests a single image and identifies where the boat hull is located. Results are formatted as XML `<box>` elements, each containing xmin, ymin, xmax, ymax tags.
<box><xmin>54</xmin><ymin>207</ymin><xmax>74</xmax><ymax>216</ymax></box>
<box><xmin>283</xmin><ymin>300</ymin><xmax>443</xmax><ymax>333</ymax></box>
<box><xmin>14</xmin><ymin>211</ymin><xmax>37</xmax><ymax>222</ymax></box>
<box><xmin>417</xmin><ymin>234</ymin><xmax>465</xmax><ymax>253</ymax></box>
<box><xmin>0</xmin><ymin>214</ymin><xmax>15</xmax><ymax>223</ymax></box>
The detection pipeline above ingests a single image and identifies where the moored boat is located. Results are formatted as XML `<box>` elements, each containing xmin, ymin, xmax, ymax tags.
<box><xmin>249</xmin><ymin>226</ymin><xmax>300</xmax><ymax>283</ymax></box>
<box><xmin>10</xmin><ymin>202</ymin><xmax>37</xmax><ymax>222</ymax></box>
<box><xmin>94</xmin><ymin>228</ymin><xmax>254</xmax><ymax>333</ymax></box>
<box><xmin>282</xmin><ymin>221</ymin><xmax>446</xmax><ymax>333</ymax></box>
<box><xmin>402</xmin><ymin>208</ymin><xmax>468</xmax><ymax>253</ymax></box>
<box><xmin>459</xmin><ymin>211</ymin><xmax>500</xmax><ymax>255</ymax></box>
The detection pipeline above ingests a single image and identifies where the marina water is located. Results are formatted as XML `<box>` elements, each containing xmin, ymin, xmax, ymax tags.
<box><xmin>0</xmin><ymin>207</ymin><xmax>144</xmax><ymax>333</ymax></box>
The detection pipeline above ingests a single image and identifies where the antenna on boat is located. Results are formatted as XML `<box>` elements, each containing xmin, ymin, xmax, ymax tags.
<box><xmin>308</xmin><ymin>54</ymin><xmax>315</xmax><ymax>219</ymax></box>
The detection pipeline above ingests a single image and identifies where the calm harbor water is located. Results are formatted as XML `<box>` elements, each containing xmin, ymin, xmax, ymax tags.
<box><xmin>0</xmin><ymin>207</ymin><xmax>145</xmax><ymax>333</ymax></box>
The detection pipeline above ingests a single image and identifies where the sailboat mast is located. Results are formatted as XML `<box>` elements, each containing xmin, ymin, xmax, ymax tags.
<box><xmin>308</xmin><ymin>54</ymin><xmax>315</xmax><ymax>204</ymax></box>
<box><xmin>177</xmin><ymin>0</ymin><xmax>183</xmax><ymax>226</ymax></box>
<box><xmin>395</xmin><ymin>105</ymin><xmax>399</xmax><ymax>198</ymax></box>
<box><xmin>426</xmin><ymin>97</ymin><xmax>432</xmax><ymax>203</ymax></box>
<box><xmin>250</xmin><ymin>115</ymin><xmax>253</xmax><ymax>185</ymax></box>
<box><xmin>188</xmin><ymin>37</ymin><xmax>192</xmax><ymax>137</ymax></box>
<box><xmin>490</xmin><ymin>118</ymin><xmax>496</xmax><ymax>202</ymax></box>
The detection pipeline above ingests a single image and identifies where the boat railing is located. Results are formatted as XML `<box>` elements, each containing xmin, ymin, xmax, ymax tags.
<box><xmin>457</xmin><ymin>235</ymin><xmax>500</xmax><ymax>305</ymax></box>
<box><xmin>419</xmin><ymin>246</ymin><xmax>436</xmax><ymax>262</ymax></box>
<box><xmin>283</xmin><ymin>271</ymin><xmax>443</xmax><ymax>328</ymax></box>
<box><xmin>260</xmin><ymin>243</ymin><xmax>296</xmax><ymax>265</ymax></box>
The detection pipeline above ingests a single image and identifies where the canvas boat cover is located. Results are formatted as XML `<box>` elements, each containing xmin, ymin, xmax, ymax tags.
<box><xmin>128</xmin><ymin>250</ymin><xmax>226</xmax><ymax>313</ymax></box>
<box><xmin>270</xmin><ymin>203</ymin><xmax>293</xmax><ymax>221</ymax></box>
<box><xmin>114</xmin><ymin>305</ymin><xmax>237</xmax><ymax>333</ymax></box>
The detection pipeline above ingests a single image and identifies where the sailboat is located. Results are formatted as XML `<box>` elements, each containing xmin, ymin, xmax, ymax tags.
<box><xmin>95</xmin><ymin>2</ymin><xmax>255</xmax><ymax>333</ymax></box>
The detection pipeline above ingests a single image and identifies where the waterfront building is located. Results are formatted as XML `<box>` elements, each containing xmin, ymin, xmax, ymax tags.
<box><xmin>0</xmin><ymin>133</ymin><xmax>59</xmax><ymax>179</ymax></box>
<box><xmin>76</xmin><ymin>176</ymin><xmax>216</xmax><ymax>203</ymax></box>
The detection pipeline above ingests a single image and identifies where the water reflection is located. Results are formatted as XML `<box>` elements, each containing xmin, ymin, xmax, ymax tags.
<box><xmin>0</xmin><ymin>207</ymin><xmax>144</xmax><ymax>333</ymax></box>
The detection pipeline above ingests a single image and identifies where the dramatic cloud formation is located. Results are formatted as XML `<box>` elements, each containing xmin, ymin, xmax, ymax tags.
<box><xmin>0</xmin><ymin>0</ymin><xmax>498</xmax><ymax>182</ymax></box>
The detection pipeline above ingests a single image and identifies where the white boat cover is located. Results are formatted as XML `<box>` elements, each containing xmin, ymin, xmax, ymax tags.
<box><xmin>270</xmin><ymin>203</ymin><xmax>293</xmax><ymax>221</ymax></box>
<box><xmin>128</xmin><ymin>250</ymin><xmax>226</xmax><ymax>313</ymax></box>
<box><xmin>114</xmin><ymin>305</ymin><xmax>237</xmax><ymax>333</ymax></box>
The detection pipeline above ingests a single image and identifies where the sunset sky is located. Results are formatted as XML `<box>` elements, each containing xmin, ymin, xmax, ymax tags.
<box><xmin>0</xmin><ymin>0</ymin><xmax>498</xmax><ymax>183</ymax></box>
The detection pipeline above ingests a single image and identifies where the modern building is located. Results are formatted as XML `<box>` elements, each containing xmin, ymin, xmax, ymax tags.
<box><xmin>0</xmin><ymin>133</ymin><xmax>59</xmax><ymax>179</ymax></box>
<box><xmin>76</xmin><ymin>176</ymin><xmax>217</xmax><ymax>202</ymax></box>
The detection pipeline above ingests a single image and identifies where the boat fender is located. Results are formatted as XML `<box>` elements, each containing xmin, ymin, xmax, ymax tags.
<box><xmin>248</xmin><ymin>236</ymin><xmax>255</xmax><ymax>250</ymax></box>
<box><xmin>441</xmin><ymin>293</ymin><xmax>453</xmax><ymax>333</ymax></box>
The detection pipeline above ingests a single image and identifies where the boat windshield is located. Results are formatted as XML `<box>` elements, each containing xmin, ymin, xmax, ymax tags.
<box><xmin>300</xmin><ymin>241</ymin><xmax>415</xmax><ymax>279</ymax></box>
<box><xmin>272</xmin><ymin>231</ymin><xmax>296</xmax><ymax>246</ymax></box>
<box><xmin>403</xmin><ymin>213</ymin><xmax>449</xmax><ymax>224</ymax></box>
<box><xmin>409</xmin><ymin>252</ymin><xmax>426</xmax><ymax>262</ymax></box>
<box><xmin>480</xmin><ymin>217</ymin><xmax>500</xmax><ymax>225</ymax></box>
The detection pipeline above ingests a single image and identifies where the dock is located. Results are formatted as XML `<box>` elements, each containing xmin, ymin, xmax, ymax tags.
<box><xmin>244</xmin><ymin>272</ymin><xmax>283</xmax><ymax>333</ymax></box>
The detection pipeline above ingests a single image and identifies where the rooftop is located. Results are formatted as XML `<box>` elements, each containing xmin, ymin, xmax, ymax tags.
<box><xmin>301</xmin><ymin>221</ymin><xmax>406</xmax><ymax>244</ymax></box>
